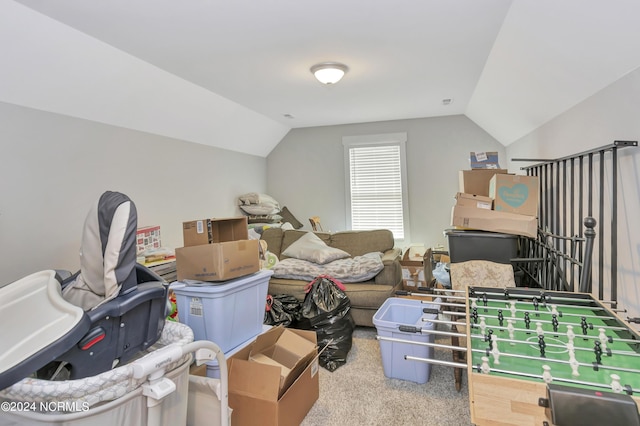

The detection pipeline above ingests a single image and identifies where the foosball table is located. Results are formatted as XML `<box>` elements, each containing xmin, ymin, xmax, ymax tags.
<box><xmin>454</xmin><ymin>286</ymin><xmax>640</xmax><ymax>425</ymax></box>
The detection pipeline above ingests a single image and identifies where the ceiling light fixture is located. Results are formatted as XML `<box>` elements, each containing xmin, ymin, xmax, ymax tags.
<box><xmin>310</xmin><ymin>62</ymin><xmax>349</xmax><ymax>85</ymax></box>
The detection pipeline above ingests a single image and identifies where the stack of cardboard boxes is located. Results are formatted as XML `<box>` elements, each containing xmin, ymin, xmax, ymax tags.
<box><xmin>176</xmin><ymin>218</ymin><xmax>322</xmax><ymax>425</ymax></box>
<box><xmin>176</xmin><ymin>217</ymin><xmax>260</xmax><ymax>281</ymax></box>
<box><xmin>451</xmin><ymin>167</ymin><xmax>539</xmax><ymax>238</ymax></box>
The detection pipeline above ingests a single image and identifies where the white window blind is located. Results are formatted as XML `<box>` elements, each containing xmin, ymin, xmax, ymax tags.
<box><xmin>343</xmin><ymin>133</ymin><xmax>408</xmax><ymax>240</ymax></box>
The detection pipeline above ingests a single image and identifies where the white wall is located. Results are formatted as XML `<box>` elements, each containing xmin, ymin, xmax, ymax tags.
<box><xmin>0</xmin><ymin>102</ymin><xmax>268</xmax><ymax>285</ymax></box>
<box><xmin>506</xmin><ymin>68</ymin><xmax>640</xmax><ymax>320</ymax></box>
<box><xmin>266</xmin><ymin>115</ymin><xmax>505</xmax><ymax>249</ymax></box>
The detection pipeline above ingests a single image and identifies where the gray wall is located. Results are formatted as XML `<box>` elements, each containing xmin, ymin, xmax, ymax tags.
<box><xmin>0</xmin><ymin>102</ymin><xmax>267</xmax><ymax>285</ymax></box>
<box><xmin>506</xmin><ymin>67</ymin><xmax>640</xmax><ymax>320</ymax></box>
<box><xmin>266</xmin><ymin>115</ymin><xmax>506</xmax><ymax>249</ymax></box>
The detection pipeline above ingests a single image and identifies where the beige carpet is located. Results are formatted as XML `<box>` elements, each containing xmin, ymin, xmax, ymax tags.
<box><xmin>301</xmin><ymin>326</ymin><xmax>471</xmax><ymax>426</ymax></box>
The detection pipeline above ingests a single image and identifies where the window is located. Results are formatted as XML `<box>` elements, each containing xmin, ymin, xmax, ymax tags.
<box><xmin>343</xmin><ymin>132</ymin><xmax>409</xmax><ymax>241</ymax></box>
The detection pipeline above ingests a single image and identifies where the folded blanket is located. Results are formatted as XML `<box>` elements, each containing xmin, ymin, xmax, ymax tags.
<box><xmin>271</xmin><ymin>252</ymin><xmax>384</xmax><ymax>283</ymax></box>
<box><xmin>238</xmin><ymin>193</ymin><xmax>281</xmax><ymax>215</ymax></box>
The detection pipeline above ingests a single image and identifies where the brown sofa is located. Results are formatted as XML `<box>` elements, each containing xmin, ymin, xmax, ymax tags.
<box><xmin>261</xmin><ymin>228</ymin><xmax>403</xmax><ymax>327</ymax></box>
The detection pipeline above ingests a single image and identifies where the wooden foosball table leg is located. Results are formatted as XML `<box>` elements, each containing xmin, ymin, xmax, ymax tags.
<box><xmin>451</xmin><ymin>324</ymin><xmax>464</xmax><ymax>392</ymax></box>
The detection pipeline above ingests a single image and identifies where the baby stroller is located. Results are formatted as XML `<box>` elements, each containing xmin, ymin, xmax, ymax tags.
<box><xmin>0</xmin><ymin>192</ymin><xmax>229</xmax><ymax>426</ymax></box>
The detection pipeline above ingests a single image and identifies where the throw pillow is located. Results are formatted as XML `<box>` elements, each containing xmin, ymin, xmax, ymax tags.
<box><xmin>279</xmin><ymin>206</ymin><xmax>304</xmax><ymax>229</ymax></box>
<box><xmin>282</xmin><ymin>232</ymin><xmax>350</xmax><ymax>265</ymax></box>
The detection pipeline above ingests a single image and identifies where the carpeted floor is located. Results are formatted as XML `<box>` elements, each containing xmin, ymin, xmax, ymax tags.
<box><xmin>301</xmin><ymin>326</ymin><xmax>471</xmax><ymax>426</ymax></box>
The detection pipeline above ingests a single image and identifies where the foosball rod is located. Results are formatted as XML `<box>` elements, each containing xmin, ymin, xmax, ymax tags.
<box><xmin>404</xmin><ymin>355</ymin><xmax>468</xmax><ymax>369</ymax></box>
<box><xmin>396</xmin><ymin>325</ymin><xmax>467</xmax><ymax>338</ymax></box>
<box><xmin>470</xmin><ymin>290</ymin><xmax>604</xmax><ymax>308</ymax></box>
<box><xmin>469</xmin><ymin>287</ymin><xmax>593</xmax><ymax>304</ymax></box>
<box><xmin>395</xmin><ymin>290</ymin><xmax>466</xmax><ymax>302</ymax></box>
<box><xmin>468</xmin><ymin>333</ymin><xmax>640</xmax><ymax>357</ymax></box>
<box><xmin>421</xmin><ymin>317</ymin><xmax>470</xmax><ymax>328</ymax></box>
<box><xmin>409</xmin><ymin>287</ymin><xmax>608</xmax><ymax>313</ymax></box>
<box><xmin>414</xmin><ymin>287</ymin><xmax>466</xmax><ymax>295</ymax></box>
<box><xmin>376</xmin><ymin>335</ymin><xmax>467</xmax><ymax>352</ymax></box>
<box><xmin>469</xmin><ymin>347</ymin><xmax>640</xmax><ymax>375</ymax></box>
<box><xmin>470</xmin><ymin>310</ymin><xmax>627</xmax><ymax>331</ymax></box>
<box><xmin>412</xmin><ymin>299</ymin><xmax>468</xmax><ymax>309</ymax></box>
<box><xmin>471</xmin><ymin>364</ymin><xmax>640</xmax><ymax>395</ymax></box>
<box><xmin>469</xmin><ymin>301</ymin><xmax>615</xmax><ymax>322</ymax></box>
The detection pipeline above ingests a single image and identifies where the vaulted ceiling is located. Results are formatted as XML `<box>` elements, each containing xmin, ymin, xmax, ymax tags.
<box><xmin>3</xmin><ymin>0</ymin><xmax>640</xmax><ymax>157</ymax></box>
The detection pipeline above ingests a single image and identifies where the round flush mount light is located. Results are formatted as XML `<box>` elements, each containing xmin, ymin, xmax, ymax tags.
<box><xmin>310</xmin><ymin>62</ymin><xmax>349</xmax><ymax>85</ymax></box>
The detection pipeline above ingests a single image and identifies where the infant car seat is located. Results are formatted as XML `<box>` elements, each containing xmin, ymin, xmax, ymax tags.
<box><xmin>0</xmin><ymin>191</ymin><xmax>168</xmax><ymax>388</ymax></box>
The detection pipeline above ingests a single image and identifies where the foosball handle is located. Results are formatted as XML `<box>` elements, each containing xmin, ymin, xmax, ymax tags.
<box><xmin>628</xmin><ymin>317</ymin><xmax>640</xmax><ymax>324</ymax></box>
<box><xmin>422</xmin><ymin>308</ymin><xmax>439</xmax><ymax>314</ymax></box>
<box><xmin>398</xmin><ymin>325</ymin><xmax>421</xmax><ymax>333</ymax></box>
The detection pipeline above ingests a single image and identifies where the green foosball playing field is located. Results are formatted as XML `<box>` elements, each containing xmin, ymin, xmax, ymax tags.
<box><xmin>467</xmin><ymin>287</ymin><xmax>640</xmax><ymax>396</ymax></box>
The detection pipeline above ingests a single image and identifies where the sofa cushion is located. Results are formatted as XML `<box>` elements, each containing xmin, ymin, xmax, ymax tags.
<box><xmin>281</xmin><ymin>231</ymin><xmax>350</xmax><ymax>264</ymax></box>
<box><xmin>329</xmin><ymin>229</ymin><xmax>395</xmax><ymax>257</ymax></box>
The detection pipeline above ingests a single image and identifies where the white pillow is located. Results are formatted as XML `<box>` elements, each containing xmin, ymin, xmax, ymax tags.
<box><xmin>282</xmin><ymin>232</ymin><xmax>350</xmax><ymax>265</ymax></box>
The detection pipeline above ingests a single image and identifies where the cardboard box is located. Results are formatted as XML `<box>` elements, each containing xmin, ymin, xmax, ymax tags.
<box><xmin>183</xmin><ymin>217</ymin><xmax>249</xmax><ymax>247</ymax></box>
<box><xmin>455</xmin><ymin>192</ymin><xmax>492</xmax><ymax>210</ymax></box>
<box><xmin>248</xmin><ymin>328</ymin><xmax>317</xmax><ymax>396</ymax></box>
<box><xmin>451</xmin><ymin>205</ymin><xmax>537</xmax><ymax>238</ymax></box>
<box><xmin>458</xmin><ymin>169</ymin><xmax>508</xmax><ymax>196</ymax></box>
<box><xmin>400</xmin><ymin>248</ymin><xmax>435</xmax><ymax>290</ymax></box>
<box><xmin>175</xmin><ymin>239</ymin><xmax>259</xmax><ymax>281</ymax></box>
<box><xmin>228</xmin><ymin>326</ymin><xmax>320</xmax><ymax>426</ymax></box>
<box><xmin>470</xmin><ymin>151</ymin><xmax>500</xmax><ymax>169</ymax></box>
<box><xmin>489</xmin><ymin>174</ymin><xmax>539</xmax><ymax>217</ymax></box>
<box><xmin>136</xmin><ymin>225</ymin><xmax>161</xmax><ymax>255</ymax></box>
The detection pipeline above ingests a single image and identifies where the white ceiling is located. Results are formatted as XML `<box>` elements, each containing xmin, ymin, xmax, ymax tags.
<box><xmin>3</xmin><ymin>0</ymin><xmax>640</xmax><ymax>157</ymax></box>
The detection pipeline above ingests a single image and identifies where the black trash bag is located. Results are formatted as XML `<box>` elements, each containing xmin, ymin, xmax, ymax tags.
<box><xmin>301</xmin><ymin>275</ymin><xmax>356</xmax><ymax>372</ymax></box>
<box><xmin>264</xmin><ymin>294</ymin><xmax>303</xmax><ymax>327</ymax></box>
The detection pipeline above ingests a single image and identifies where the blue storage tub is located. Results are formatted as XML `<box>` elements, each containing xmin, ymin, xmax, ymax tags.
<box><xmin>373</xmin><ymin>297</ymin><xmax>438</xmax><ymax>384</ymax></box>
<box><xmin>171</xmin><ymin>269</ymin><xmax>272</xmax><ymax>352</ymax></box>
<box><xmin>205</xmin><ymin>324</ymin><xmax>272</xmax><ymax>379</ymax></box>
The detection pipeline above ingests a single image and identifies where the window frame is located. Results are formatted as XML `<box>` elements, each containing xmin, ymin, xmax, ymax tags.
<box><xmin>342</xmin><ymin>132</ymin><xmax>410</xmax><ymax>243</ymax></box>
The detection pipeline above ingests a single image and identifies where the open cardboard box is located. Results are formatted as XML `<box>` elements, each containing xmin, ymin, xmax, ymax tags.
<box><xmin>227</xmin><ymin>325</ymin><xmax>323</xmax><ymax>426</ymax></box>
<box><xmin>458</xmin><ymin>169</ymin><xmax>508</xmax><ymax>197</ymax></box>
<box><xmin>400</xmin><ymin>247</ymin><xmax>436</xmax><ymax>291</ymax></box>
<box><xmin>182</xmin><ymin>217</ymin><xmax>249</xmax><ymax>247</ymax></box>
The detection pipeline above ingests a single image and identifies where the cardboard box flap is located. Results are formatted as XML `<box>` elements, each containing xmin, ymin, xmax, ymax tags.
<box><xmin>248</xmin><ymin>326</ymin><xmax>318</xmax><ymax>397</ymax></box>
<box><xmin>250</xmin><ymin>325</ymin><xmax>285</xmax><ymax>353</ymax></box>
<box><xmin>250</xmin><ymin>326</ymin><xmax>317</xmax><ymax>354</ymax></box>
<box><xmin>272</xmin><ymin>328</ymin><xmax>318</xmax><ymax>360</ymax></box>
<box><xmin>228</xmin><ymin>358</ymin><xmax>281</xmax><ymax>401</ymax></box>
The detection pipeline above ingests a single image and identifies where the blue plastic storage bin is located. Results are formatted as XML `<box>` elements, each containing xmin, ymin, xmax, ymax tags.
<box><xmin>373</xmin><ymin>297</ymin><xmax>438</xmax><ymax>384</ymax></box>
<box><xmin>171</xmin><ymin>269</ymin><xmax>272</xmax><ymax>352</ymax></box>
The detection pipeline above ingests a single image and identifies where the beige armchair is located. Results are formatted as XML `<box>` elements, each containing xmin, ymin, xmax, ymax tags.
<box><xmin>449</xmin><ymin>260</ymin><xmax>516</xmax><ymax>391</ymax></box>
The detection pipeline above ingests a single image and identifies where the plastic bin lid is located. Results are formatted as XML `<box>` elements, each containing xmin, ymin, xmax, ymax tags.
<box><xmin>444</xmin><ymin>228</ymin><xmax>517</xmax><ymax>238</ymax></box>
<box><xmin>171</xmin><ymin>269</ymin><xmax>273</xmax><ymax>294</ymax></box>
